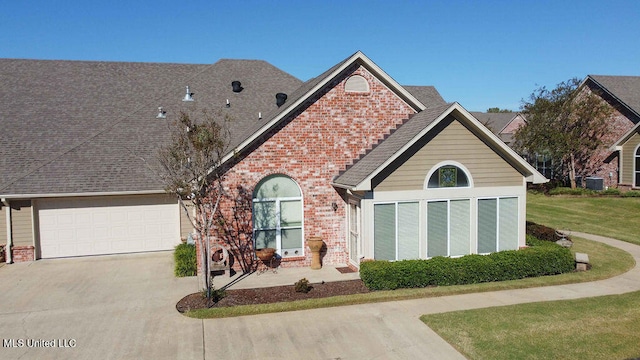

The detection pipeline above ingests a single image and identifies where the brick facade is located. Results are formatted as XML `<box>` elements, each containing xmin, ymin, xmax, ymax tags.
<box><xmin>11</xmin><ymin>245</ymin><xmax>35</xmax><ymax>263</ymax></box>
<box><xmin>199</xmin><ymin>64</ymin><xmax>416</xmax><ymax>272</ymax></box>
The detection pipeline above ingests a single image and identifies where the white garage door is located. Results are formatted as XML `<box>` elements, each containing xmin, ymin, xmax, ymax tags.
<box><xmin>38</xmin><ymin>195</ymin><xmax>181</xmax><ymax>258</ymax></box>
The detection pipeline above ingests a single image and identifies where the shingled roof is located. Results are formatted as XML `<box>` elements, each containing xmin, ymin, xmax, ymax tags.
<box><xmin>0</xmin><ymin>58</ymin><xmax>302</xmax><ymax>196</ymax></box>
<box><xmin>588</xmin><ymin>75</ymin><xmax>640</xmax><ymax>119</ymax></box>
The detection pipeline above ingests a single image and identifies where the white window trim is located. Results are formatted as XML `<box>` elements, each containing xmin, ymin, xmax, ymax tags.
<box><xmin>424</xmin><ymin>161</ymin><xmax>474</xmax><ymax>189</ymax></box>
<box><xmin>634</xmin><ymin>143</ymin><xmax>640</xmax><ymax>188</ymax></box>
<box><xmin>425</xmin><ymin>198</ymin><xmax>472</xmax><ymax>258</ymax></box>
<box><xmin>476</xmin><ymin>196</ymin><xmax>519</xmax><ymax>254</ymax></box>
<box><xmin>252</xmin><ymin>177</ymin><xmax>304</xmax><ymax>258</ymax></box>
<box><xmin>373</xmin><ymin>201</ymin><xmax>420</xmax><ymax>261</ymax></box>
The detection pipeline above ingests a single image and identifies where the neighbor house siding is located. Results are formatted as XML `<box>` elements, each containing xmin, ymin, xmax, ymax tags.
<box><xmin>11</xmin><ymin>200</ymin><xmax>33</xmax><ymax>247</ymax></box>
<box><xmin>376</xmin><ymin>117</ymin><xmax>523</xmax><ymax>191</ymax></box>
<box><xmin>180</xmin><ymin>200</ymin><xmax>194</xmax><ymax>241</ymax></box>
<box><xmin>621</xmin><ymin>132</ymin><xmax>640</xmax><ymax>185</ymax></box>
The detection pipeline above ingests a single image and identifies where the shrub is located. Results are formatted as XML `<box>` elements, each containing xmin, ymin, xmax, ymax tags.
<box><xmin>201</xmin><ymin>287</ymin><xmax>227</xmax><ymax>303</ymax></box>
<box><xmin>174</xmin><ymin>243</ymin><xmax>197</xmax><ymax>277</ymax></box>
<box><xmin>294</xmin><ymin>278</ymin><xmax>313</xmax><ymax>293</ymax></box>
<box><xmin>601</xmin><ymin>188</ymin><xmax>621</xmax><ymax>196</ymax></box>
<box><xmin>360</xmin><ymin>243</ymin><xmax>574</xmax><ymax>291</ymax></box>
<box><xmin>622</xmin><ymin>190</ymin><xmax>640</xmax><ymax>198</ymax></box>
<box><xmin>549</xmin><ymin>187</ymin><xmax>595</xmax><ymax>196</ymax></box>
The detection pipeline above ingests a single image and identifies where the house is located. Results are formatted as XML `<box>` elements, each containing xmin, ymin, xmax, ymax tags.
<box><xmin>582</xmin><ymin>75</ymin><xmax>640</xmax><ymax>190</ymax></box>
<box><xmin>470</xmin><ymin>112</ymin><xmax>526</xmax><ymax>147</ymax></box>
<box><xmin>0</xmin><ymin>51</ymin><xmax>546</xmax><ymax>269</ymax></box>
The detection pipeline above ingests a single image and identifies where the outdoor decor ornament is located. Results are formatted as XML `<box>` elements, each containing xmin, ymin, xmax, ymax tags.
<box><xmin>307</xmin><ymin>237</ymin><xmax>324</xmax><ymax>270</ymax></box>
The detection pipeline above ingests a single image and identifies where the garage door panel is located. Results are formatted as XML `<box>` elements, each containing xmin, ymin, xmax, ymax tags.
<box><xmin>38</xmin><ymin>196</ymin><xmax>180</xmax><ymax>258</ymax></box>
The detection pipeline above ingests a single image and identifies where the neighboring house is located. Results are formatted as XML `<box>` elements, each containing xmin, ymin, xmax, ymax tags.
<box><xmin>583</xmin><ymin>75</ymin><xmax>640</xmax><ymax>190</ymax></box>
<box><xmin>470</xmin><ymin>112</ymin><xmax>526</xmax><ymax>147</ymax></box>
<box><xmin>0</xmin><ymin>51</ymin><xmax>547</xmax><ymax>269</ymax></box>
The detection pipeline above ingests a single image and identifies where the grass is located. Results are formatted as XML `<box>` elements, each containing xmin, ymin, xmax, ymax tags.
<box><xmin>527</xmin><ymin>193</ymin><xmax>640</xmax><ymax>245</ymax></box>
<box><xmin>185</xmin><ymin>236</ymin><xmax>633</xmax><ymax>319</ymax></box>
<box><xmin>421</xmin><ymin>192</ymin><xmax>640</xmax><ymax>359</ymax></box>
<box><xmin>421</xmin><ymin>292</ymin><xmax>640</xmax><ymax>360</ymax></box>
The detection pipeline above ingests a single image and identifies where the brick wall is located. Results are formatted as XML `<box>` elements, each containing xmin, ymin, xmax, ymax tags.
<box><xmin>12</xmin><ymin>245</ymin><xmax>34</xmax><ymax>262</ymax></box>
<box><xmin>199</xmin><ymin>64</ymin><xmax>416</xmax><ymax>272</ymax></box>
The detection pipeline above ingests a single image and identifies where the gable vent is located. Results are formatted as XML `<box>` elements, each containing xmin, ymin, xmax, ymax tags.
<box><xmin>276</xmin><ymin>93</ymin><xmax>287</xmax><ymax>107</ymax></box>
<box><xmin>345</xmin><ymin>75</ymin><xmax>369</xmax><ymax>93</ymax></box>
<box><xmin>232</xmin><ymin>81</ymin><xmax>243</xmax><ymax>93</ymax></box>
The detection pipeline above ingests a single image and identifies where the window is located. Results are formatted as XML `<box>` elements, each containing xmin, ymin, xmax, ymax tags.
<box><xmin>253</xmin><ymin>175</ymin><xmax>303</xmax><ymax>258</ymax></box>
<box><xmin>635</xmin><ymin>146</ymin><xmax>640</xmax><ymax>187</ymax></box>
<box><xmin>427</xmin><ymin>165</ymin><xmax>470</xmax><ymax>188</ymax></box>
<box><xmin>344</xmin><ymin>75</ymin><xmax>369</xmax><ymax>93</ymax></box>
<box><xmin>426</xmin><ymin>200</ymin><xmax>470</xmax><ymax>258</ymax></box>
<box><xmin>374</xmin><ymin>202</ymin><xmax>419</xmax><ymax>260</ymax></box>
<box><xmin>477</xmin><ymin>197</ymin><xmax>518</xmax><ymax>253</ymax></box>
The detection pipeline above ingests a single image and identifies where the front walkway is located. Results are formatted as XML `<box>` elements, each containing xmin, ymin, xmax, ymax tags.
<box><xmin>206</xmin><ymin>232</ymin><xmax>640</xmax><ymax>360</ymax></box>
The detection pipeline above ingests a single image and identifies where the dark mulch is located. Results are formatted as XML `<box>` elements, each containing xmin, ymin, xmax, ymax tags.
<box><xmin>176</xmin><ymin>279</ymin><xmax>370</xmax><ymax>313</ymax></box>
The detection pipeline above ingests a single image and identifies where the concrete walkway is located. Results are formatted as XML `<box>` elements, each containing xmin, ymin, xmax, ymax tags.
<box><xmin>207</xmin><ymin>232</ymin><xmax>640</xmax><ymax>360</ymax></box>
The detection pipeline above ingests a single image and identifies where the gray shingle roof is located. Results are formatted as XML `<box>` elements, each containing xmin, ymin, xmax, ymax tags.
<box><xmin>0</xmin><ymin>58</ymin><xmax>302</xmax><ymax>195</ymax></box>
<box><xmin>588</xmin><ymin>75</ymin><xmax>640</xmax><ymax>119</ymax></box>
<box><xmin>333</xmin><ymin>103</ymin><xmax>453</xmax><ymax>188</ymax></box>
<box><xmin>469</xmin><ymin>112</ymin><xmax>517</xmax><ymax>135</ymax></box>
<box><xmin>403</xmin><ymin>85</ymin><xmax>446</xmax><ymax>108</ymax></box>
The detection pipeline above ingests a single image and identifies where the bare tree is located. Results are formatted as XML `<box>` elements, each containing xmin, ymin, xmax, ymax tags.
<box><xmin>157</xmin><ymin>109</ymin><xmax>230</xmax><ymax>299</ymax></box>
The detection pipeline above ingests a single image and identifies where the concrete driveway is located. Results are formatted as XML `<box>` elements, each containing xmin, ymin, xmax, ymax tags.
<box><xmin>0</xmin><ymin>252</ymin><xmax>202</xmax><ymax>360</ymax></box>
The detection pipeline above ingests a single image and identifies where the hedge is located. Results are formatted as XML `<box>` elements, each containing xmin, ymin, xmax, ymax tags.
<box><xmin>360</xmin><ymin>241</ymin><xmax>574</xmax><ymax>290</ymax></box>
<box><xmin>174</xmin><ymin>243</ymin><xmax>197</xmax><ymax>277</ymax></box>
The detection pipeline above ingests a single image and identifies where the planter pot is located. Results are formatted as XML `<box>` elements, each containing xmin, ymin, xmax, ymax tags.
<box><xmin>307</xmin><ymin>237</ymin><xmax>324</xmax><ymax>270</ymax></box>
<box><xmin>255</xmin><ymin>248</ymin><xmax>276</xmax><ymax>262</ymax></box>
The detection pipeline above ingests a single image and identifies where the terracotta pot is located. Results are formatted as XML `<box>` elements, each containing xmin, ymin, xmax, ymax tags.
<box><xmin>307</xmin><ymin>237</ymin><xmax>324</xmax><ymax>270</ymax></box>
<box><xmin>255</xmin><ymin>248</ymin><xmax>276</xmax><ymax>262</ymax></box>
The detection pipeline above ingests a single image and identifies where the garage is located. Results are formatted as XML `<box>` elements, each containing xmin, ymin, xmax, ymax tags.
<box><xmin>37</xmin><ymin>195</ymin><xmax>181</xmax><ymax>258</ymax></box>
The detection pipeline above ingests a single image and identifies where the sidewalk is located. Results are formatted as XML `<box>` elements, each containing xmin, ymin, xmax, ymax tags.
<box><xmin>206</xmin><ymin>232</ymin><xmax>640</xmax><ymax>360</ymax></box>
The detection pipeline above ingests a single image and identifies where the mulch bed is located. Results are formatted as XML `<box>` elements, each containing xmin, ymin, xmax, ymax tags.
<box><xmin>176</xmin><ymin>279</ymin><xmax>370</xmax><ymax>313</ymax></box>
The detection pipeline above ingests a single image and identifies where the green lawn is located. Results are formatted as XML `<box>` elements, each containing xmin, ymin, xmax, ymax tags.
<box><xmin>421</xmin><ymin>193</ymin><xmax>640</xmax><ymax>359</ymax></box>
<box><xmin>527</xmin><ymin>193</ymin><xmax>640</xmax><ymax>245</ymax></box>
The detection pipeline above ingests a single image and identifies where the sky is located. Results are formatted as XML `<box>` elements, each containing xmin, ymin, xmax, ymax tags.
<box><xmin>2</xmin><ymin>0</ymin><xmax>639</xmax><ymax>112</ymax></box>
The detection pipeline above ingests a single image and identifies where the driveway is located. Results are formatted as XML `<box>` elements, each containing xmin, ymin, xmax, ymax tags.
<box><xmin>1</xmin><ymin>233</ymin><xmax>639</xmax><ymax>360</ymax></box>
<box><xmin>0</xmin><ymin>252</ymin><xmax>202</xmax><ymax>360</ymax></box>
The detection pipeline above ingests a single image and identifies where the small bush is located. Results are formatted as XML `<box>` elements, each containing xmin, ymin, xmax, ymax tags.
<box><xmin>601</xmin><ymin>188</ymin><xmax>621</xmax><ymax>196</ymax></box>
<box><xmin>294</xmin><ymin>278</ymin><xmax>312</xmax><ymax>293</ymax></box>
<box><xmin>360</xmin><ymin>243</ymin><xmax>574</xmax><ymax>291</ymax></box>
<box><xmin>549</xmin><ymin>187</ymin><xmax>595</xmax><ymax>196</ymax></box>
<box><xmin>201</xmin><ymin>287</ymin><xmax>227</xmax><ymax>303</ymax></box>
<box><xmin>622</xmin><ymin>190</ymin><xmax>640</xmax><ymax>197</ymax></box>
<box><xmin>174</xmin><ymin>243</ymin><xmax>197</xmax><ymax>277</ymax></box>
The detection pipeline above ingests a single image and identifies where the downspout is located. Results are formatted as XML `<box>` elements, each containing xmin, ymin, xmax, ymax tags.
<box><xmin>1</xmin><ymin>198</ymin><xmax>12</xmax><ymax>264</ymax></box>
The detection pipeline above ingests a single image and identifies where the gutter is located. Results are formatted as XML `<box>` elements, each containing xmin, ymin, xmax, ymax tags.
<box><xmin>1</xmin><ymin>198</ymin><xmax>11</xmax><ymax>264</ymax></box>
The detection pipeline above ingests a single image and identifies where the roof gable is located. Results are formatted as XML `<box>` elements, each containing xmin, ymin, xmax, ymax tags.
<box><xmin>334</xmin><ymin>103</ymin><xmax>547</xmax><ymax>190</ymax></box>
<box><xmin>586</xmin><ymin>75</ymin><xmax>640</xmax><ymax>122</ymax></box>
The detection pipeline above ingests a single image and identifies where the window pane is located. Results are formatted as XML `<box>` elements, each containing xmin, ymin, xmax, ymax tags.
<box><xmin>450</xmin><ymin>200</ymin><xmax>470</xmax><ymax>256</ymax></box>
<box><xmin>499</xmin><ymin>198</ymin><xmax>519</xmax><ymax>251</ymax></box>
<box><xmin>428</xmin><ymin>166</ymin><xmax>469</xmax><ymax>188</ymax></box>
<box><xmin>254</xmin><ymin>175</ymin><xmax>301</xmax><ymax>199</ymax></box>
<box><xmin>427</xmin><ymin>201</ymin><xmax>448</xmax><ymax>257</ymax></box>
<box><xmin>398</xmin><ymin>202</ymin><xmax>419</xmax><ymax>260</ymax></box>
<box><xmin>281</xmin><ymin>200</ymin><xmax>302</xmax><ymax>227</ymax></box>
<box><xmin>636</xmin><ymin>156</ymin><xmax>640</xmax><ymax>172</ymax></box>
<box><xmin>374</xmin><ymin>204</ymin><xmax>396</xmax><ymax>260</ymax></box>
<box><xmin>281</xmin><ymin>228</ymin><xmax>302</xmax><ymax>252</ymax></box>
<box><xmin>636</xmin><ymin>172</ymin><xmax>640</xmax><ymax>187</ymax></box>
<box><xmin>253</xmin><ymin>201</ymin><xmax>276</xmax><ymax>229</ymax></box>
<box><xmin>255</xmin><ymin>230</ymin><xmax>276</xmax><ymax>249</ymax></box>
<box><xmin>478</xmin><ymin>199</ymin><xmax>497</xmax><ymax>253</ymax></box>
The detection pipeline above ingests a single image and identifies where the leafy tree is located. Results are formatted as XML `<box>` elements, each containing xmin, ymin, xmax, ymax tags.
<box><xmin>514</xmin><ymin>78</ymin><xmax>613</xmax><ymax>188</ymax></box>
<box><xmin>487</xmin><ymin>107</ymin><xmax>513</xmax><ymax>113</ymax></box>
<box><xmin>157</xmin><ymin>109</ymin><xmax>231</xmax><ymax>299</ymax></box>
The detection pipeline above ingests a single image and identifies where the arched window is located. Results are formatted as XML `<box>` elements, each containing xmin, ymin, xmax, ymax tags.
<box><xmin>635</xmin><ymin>146</ymin><xmax>640</xmax><ymax>187</ymax></box>
<box><xmin>426</xmin><ymin>164</ymin><xmax>471</xmax><ymax>188</ymax></box>
<box><xmin>252</xmin><ymin>175</ymin><xmax>303</xmax><ymax>258</ymax></box>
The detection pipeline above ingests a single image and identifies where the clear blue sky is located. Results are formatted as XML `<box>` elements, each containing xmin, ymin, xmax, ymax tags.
<box><xmin>2</xmin><ymin>0</ymin><xmax>638</xmax><ymax>112</ymax></box>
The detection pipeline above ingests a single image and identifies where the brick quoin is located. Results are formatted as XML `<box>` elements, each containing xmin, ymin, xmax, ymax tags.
<box><xmin>198</xmin><ymin>65</ymin><xmax>417</xmax><ymax>272</ymax></box>
<box><xmin>11</xmin><ymin>246</ymin><xmax>34</xmax><ymax>263</ymax></box>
